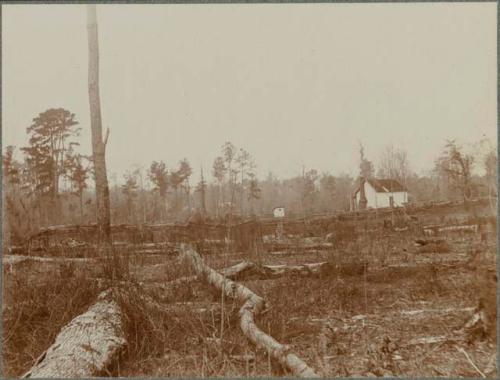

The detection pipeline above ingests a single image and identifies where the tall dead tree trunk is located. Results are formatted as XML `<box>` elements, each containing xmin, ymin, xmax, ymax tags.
<box><xmin>87</xmin><ymin>5</ymin><xmax>111</xmax><ymax>244</ymax></box>
<box><xmin>79</xmin><ymin>191</ymin><xmax>84</xmax><ymax>223</ymax></box>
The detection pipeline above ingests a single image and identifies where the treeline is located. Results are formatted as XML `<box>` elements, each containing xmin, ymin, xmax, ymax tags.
<box><xmin>3</xmin><ymin>108</ymin><xmax>497</xmax><ymax>243</ymax></box>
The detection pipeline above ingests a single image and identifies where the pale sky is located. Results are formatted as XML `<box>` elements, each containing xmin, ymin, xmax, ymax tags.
<box><xmin>2</xmin><ymin>3</ymin><xmax>497</xmax><ymax>183</ymax></box>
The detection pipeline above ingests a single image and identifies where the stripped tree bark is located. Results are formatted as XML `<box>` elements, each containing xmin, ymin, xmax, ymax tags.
<box><xmin>22</xmin><ymin>291</ymin><xmax>125</xmax><ymax>378</ymax></box>
<box><xmin>180</xmin><ymin>244</ymin><xmax>319</xmax><ymax>378</ymax></box>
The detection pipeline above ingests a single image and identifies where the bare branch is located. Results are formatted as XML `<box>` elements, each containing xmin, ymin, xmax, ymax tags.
<box><xmin>104</xmin><ymin>128</ymin><xmax>110</xmax><ymax>147</ymax></box>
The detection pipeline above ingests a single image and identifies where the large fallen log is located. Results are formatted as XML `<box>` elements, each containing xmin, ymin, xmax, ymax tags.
<box><xmin>22</xmin><ymin>291</ymin><xmax>126</xmax><ymax>378</ymax></box>
<box><xmin>180</xmin><ymin>244</ymin><xmax>319</xmax><ymax>378</ymax></box>
<box><xmin>3</xmin><ymin>255</ymin><xmax>93</xmax><ymax>276</ymax></box>
<box><xmin>220</xmin><ymin>260</ymin><xmax>366</xmax><ymax>281</ymax></box>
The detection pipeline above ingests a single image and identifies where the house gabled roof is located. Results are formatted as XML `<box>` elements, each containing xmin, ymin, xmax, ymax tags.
<box><xmin>367</xmin><ymin>178</ymin><xmax>407</xmax><ymax>193</ymax></box>
<box><xmin>354</xmin><ymin>178</ymin><xmax>408</xmax><ymax>195</ymax></box>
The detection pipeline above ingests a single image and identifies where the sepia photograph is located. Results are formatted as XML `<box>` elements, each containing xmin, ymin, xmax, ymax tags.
<box><xmin>1</xmin><ymin>2</ymin><xmax>498</xmax><ymax>378</ymax></box>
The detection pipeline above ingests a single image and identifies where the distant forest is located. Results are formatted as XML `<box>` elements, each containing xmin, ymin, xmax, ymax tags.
<box><xmin>3</xmin><ymin>108</ymin><xmax>497</xmax><ymax>241</ymax></box>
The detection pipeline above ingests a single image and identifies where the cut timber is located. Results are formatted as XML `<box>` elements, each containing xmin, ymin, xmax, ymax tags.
<box><xmin>414</xmin><ymin>238</ymin><xmax>445</xmax><ymax>246</ymax></box>
<box><xmin>3</xmin><ymin>255</ymin><xmax>91</xmax><ymax>266</ymax></box>
<box><xmin>3</xmin><ymin>255</ymin><xmax>92</xmax><ymax>275</ymax></box>
<box><xmin>439</xmin><ymin>224</ymin><xmax>478</xmax><ymax>233</ymax></box>
<box><xmin>180</xmin><ymin>244</ymin><xmax>319</xmax><ymax>378</ymax></box>
<box><xmin>264</xmin><ymin>241</ymin><xmax>333</xmax><ymax>252</ymax></box>
<box><xmin>400</xmin><ymin>307</ymin><xmax>475</xmax><ymax>317</ymax></box>
<box><xmin>220</xmin><ymin>260</ymin><xmax>366</xmax><ymax>281</ymax></box>
<box><xmin>23</xmin><ymin>291</ymin><xmax>125</xmax><ymax>378</ymax></box>
<box><xmin>423</xmin><ymin>224</ymin><xmax>479</xmax><ymax>236</ymax></box>
<box><xmin>406</xmin><ymin>335</ymin><xmax>449</xmax><ymax>346</ymax></box>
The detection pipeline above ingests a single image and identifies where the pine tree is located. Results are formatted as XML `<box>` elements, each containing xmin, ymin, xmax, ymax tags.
<box><xmin>67</xmin><ymin>154</ymin><xmax>90</xmax><ymax>222</ymax></box>
<box><xmin>195</xmin><ymin>167</ymin><xmax>207</xmax><ymax>217</ymax></box>
<box><xmin>21</xmin><ymin>108</ymin><xmax>81</xmax><ymax>222</ymax></box>
<box><xmin>149</xmin><ymin>161</ymin><xmax>169</xmax><ymax>220</ymax></box>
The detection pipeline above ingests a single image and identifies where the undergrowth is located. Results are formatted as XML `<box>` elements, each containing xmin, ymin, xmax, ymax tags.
<box><xmin>2</xmin><ymin>263</ymin><xmax>99</xmax><ymax>377</ymax></box>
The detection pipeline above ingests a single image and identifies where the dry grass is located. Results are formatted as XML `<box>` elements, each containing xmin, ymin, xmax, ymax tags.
<box><xmin>231</xmin><ymin>233</ymin><xmax>497</xmax><ymax>377</ymax></box>
<box><xmin>2</xmin><ymin>262</ymin><xmax>100</xmax><ymax>377</ymax></box>
<box><xmin>113</xmin><ymin>279</ymin><xmax>275</xmax><ymax>377</ymax></box>
<box><xmin>2</xmin><ymin>224</ymin><xmax>496</xmax><ymax>378</ymax></box>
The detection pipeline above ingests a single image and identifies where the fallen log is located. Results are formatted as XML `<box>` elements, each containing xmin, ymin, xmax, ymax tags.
<box><xmin>406</xmin><ymin>335</ymin><xmax>452</xmax><ymax>346</ymax></box>
<box><xmin>414</xmin><ymin>238</ymin><xmax>445</xmax><ymax>246</ymax></box>
<box><xmin>400</xmin><ymin>307</ymin><xmax>475</xmax><ymax>317</ymax></box>
<box><xmin>264</xmin><ymin>241</ymin><xmax>333</xmax><ymax>252</ymax></box>
<box><xmin>416</xmin><ymin>240</ymin><xmax>451</xmax><ymax>253</ymax></box>
<box><xmin>22</xmin><ymin>291</ymin><xmax>126</xmax><ymax>378</ymax></box>
<box><xmin>220</xmin><ymin>261</ymin><xmax>331</xmax><ymax>280</ymax></box>
<box><xmin>423</xmin><ymin>224</ymin><xmax>479</xmax><ymax>236</ymax></box>
<box><xmin>8</xmin><ymin>245</ymin><xmax>25</xmax><ymax>255</ymax></box>
<box><xmin>3</xmin><ymin>255</ymin><xmax>92</xmax><ymax>275</ymax></box>
<box><xmin>219</xmin><ymin>261</ymin><xmax>277</xmax><ymax>280</ymax></box>
<box><xmin>180</xmin><ymin>244</ymin><xmax>319</xmax><ymax>378</ymax></box>
<box><xmin>220</xmin><ymin>260</ymin><xmax>366</xmax><ymax>281</ymax></box>
<box><xmin>439</xmin><ymin>224</ymin><xmax>478</xmax><ymax>233</ymax></box>
<box><xmin>3</xmin><ymin>255</ymin><xmax>91</xmax><ymax>266</ymax></box>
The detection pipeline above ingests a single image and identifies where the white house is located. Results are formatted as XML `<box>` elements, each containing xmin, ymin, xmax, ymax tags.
<box><xmin>353</xmin><ymin>178</ymin><xmax>408</xmax><ymax>209</ymax></box>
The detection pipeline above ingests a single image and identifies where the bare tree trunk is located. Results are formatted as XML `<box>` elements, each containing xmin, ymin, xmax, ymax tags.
<box><xmin>173</xmin><ymin>187</ymin><xmax>179</xmax><ymax>217</ymax></box>
<box><xmin>186</xmin><ymin>181</ymin><xmax>192</xmax><ymax>214</ymax></box>
<box><xmin>216</xmin><ymin>182</ymin><xmax>222</xmax><ymax>218</ymax></box>
<box><xmin>161</xmin><ymin>194</ymin><xmax>168</xmax><ymax>222</ymax></box>
<box><xmin>201</xmin><ymin>189</ymin><xmax>207</xmax><ymax>217</ymax></box>
<box><xmin>87</xmin><ymin>5</ymin><xmax>111</xmax><ymax>245</ymax></box>
<box><xmin>3</xmin><ymin>188</ymin><xmax>11</xmax><ymax>251</ymax></box>
<box><xmin>137</xmin><ymin>168</ymin><xmax>147</xmax><ymax>223</ymax></box>
<box><xmin>488</xmin><ymin>184</ymin><xmax>497</xmax><ymax>216</ymax></box>
<box><xmin>79</xmin><ymin>191</ymin><xmax>84</xmax><ymax>224</ymax></box>
<box><xmin>240</xmin><ymin>170</ymin><xmax>244</xmax><ymax>215</ymax></box>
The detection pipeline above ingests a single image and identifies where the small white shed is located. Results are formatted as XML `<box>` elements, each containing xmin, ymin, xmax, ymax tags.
<box><xmin>273</xmin><ymin>207</ymin><xmax>285</xmax><ymax>218</ymax></box>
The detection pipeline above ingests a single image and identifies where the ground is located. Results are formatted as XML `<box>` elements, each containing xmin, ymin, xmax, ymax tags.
<box><xmin>2</xmin><ymin>225</ymin><xmax>497</xmax><ymax>378</ymax></box>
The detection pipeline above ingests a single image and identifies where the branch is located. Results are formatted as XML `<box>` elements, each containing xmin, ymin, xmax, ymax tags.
<box><xmin>455</xmin><ymin>346</ymin><xmax>486</xmax><ymax>378</ymax></box>
<box><xmin>103</xmin><ymin>128</ymin><xmax>110</xmax><ymax>147</ymax></box>
<box><xmin>180</xmin><ymin>244</ymin><xmax>319</xmax><ymax>378</ymax></box>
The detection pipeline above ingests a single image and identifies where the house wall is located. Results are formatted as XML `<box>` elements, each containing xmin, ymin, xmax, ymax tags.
<box><xmin>365</xmin><ymin>182</ymin><xmax>379</xmax><ymax>207</ymax></box>
<box><xmin>355</xmin><ymin>182</ymin><xmax>408</xmax><ymax>209</ymax></box>
<box><xmin>354</xmin><ymin>182</ymin><xmax>378</xmax><ymax>208</ymax></box>
<box><xmin>375</xmin><ymin>191</ymin><xmax>407</xmax><ymax>208</ymax></box>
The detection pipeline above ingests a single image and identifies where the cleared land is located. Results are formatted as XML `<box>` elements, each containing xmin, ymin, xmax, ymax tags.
<box><xmin>2</xmin><ymin>204</ymin><xmax>497</xmax><ymax>378</ymax></box>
